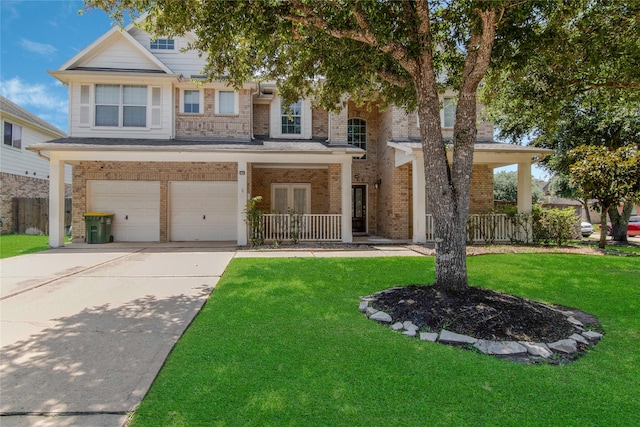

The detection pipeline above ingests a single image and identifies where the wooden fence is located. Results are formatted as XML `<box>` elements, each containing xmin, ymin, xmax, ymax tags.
<box><xmin>11</xmin><ymin>198</ymin><xmax>72</xmax><ymax>235</ymax></box>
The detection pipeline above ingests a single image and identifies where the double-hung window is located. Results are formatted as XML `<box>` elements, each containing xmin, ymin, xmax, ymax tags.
<box><xmin>281</xmin><ymin>101</ymin><xmax>302</xmax><ymax>134</ymax></box>
<box><xmin>3</xmin><ymin>121</ymin><xmax>22</xmax><ymax>149</ymax></box>
<box><xmin>348</xmin><ymin>118</ymin><xmax>367</xmax><ymax>159</ymax></box>
<box><xmin>95</xmin><ymin>84</ymin><xmax>147</xmax><ymax>127</ymax></box>
<box><xmin>184</xmin><ymin>90</ymin><xmax>200</xmax><ymax>113</ymax></box>
<box><xmin>217</xmin><ymin>91</ymin><xmax>235</xmax><ymax>114</ymax></box>
<box><xmin>443</xmin><ymin>97</ymin><xmax>456</xmax><ymax>128</ymax></box>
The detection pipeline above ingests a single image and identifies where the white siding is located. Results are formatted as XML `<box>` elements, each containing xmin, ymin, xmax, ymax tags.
<box><xmin>81</xmin><ymin>37</ymin><xmax>164</xmax><ymax>71</ymax></box>
<box><xmin>68</xmin><ymin>82</ymin><xmax>174</xmax><ymax>139</ymax></box>
<box><xmin>130</xmin><ymin>29</ymin><xmax>207</xmax><ymax>77</ymax></box>
<box><xmin>0</xmin><ymin>117</ymin><xmax>71</xmax><ymax>183</ymax></box>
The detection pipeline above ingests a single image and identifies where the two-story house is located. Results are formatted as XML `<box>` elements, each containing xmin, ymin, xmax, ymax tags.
<box><xmin>29</xmin><ymin>20</ymin><xmax>551</xmax><ymax>247</ymax></box>
<box><xmin>1</xmin><ymin>96</ymin><xmax>70</xmax><ymax>234</ymax></box>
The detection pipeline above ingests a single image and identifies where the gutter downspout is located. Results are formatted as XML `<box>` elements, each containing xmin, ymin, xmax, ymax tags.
<box><xmin>34</xmin><ymin>150</ymin><xmax>50</xmax><ymax>162</ymax></box>
<box><xmin>250</xmin><ymin>82</ymin><xmax>260</xmax><ymax>140</ymax></box>
<box><xmin>325</xmin><ymin>113</ymin><xmax>332</xmax><ymax>144</ymax></box>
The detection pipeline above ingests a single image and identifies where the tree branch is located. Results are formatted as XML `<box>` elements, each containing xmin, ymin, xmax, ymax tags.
<box><xmin>284</xmin><ymin>1</ymin><xmax>417</xmax><ymax>72</ymax></box>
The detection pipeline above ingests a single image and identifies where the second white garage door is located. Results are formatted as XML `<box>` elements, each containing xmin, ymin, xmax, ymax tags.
<box><xmin>169</xmin><ymin>181</ymin><xmax>237</xmax><ymax>241</ymax></box>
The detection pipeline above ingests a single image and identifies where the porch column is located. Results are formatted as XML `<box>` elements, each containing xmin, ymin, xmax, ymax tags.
<box><xmin>412</xmin><ymin>155</ymin><xmax>427</xmax><ymax>243</ymax></box>
<box><xmin>49</xmin><ymin>156</ymin><xmax>65</xmax><ymax>248</ymax></box>
<box><xmin>517</xmin><ymin>162</ymin><xmax>533</xmax><ymax>241</ymax></box>
<box><xmin>517</xmin><ymin>162</ymin><xmax>532</xmax><ymax>213</ymax></box>
<box><xmin>237</xmin><ymin>161</ymin><xmax>248</xmax><ymax>246</ymax></box>
<box><xmin>341</xmin><ymin>160</ymin><xmax>353</xmax><ymax>243</ymax></box>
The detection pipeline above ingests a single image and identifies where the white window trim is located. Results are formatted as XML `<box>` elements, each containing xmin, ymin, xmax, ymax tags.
<box><xmin>93</xmin><ymin>84</ymin><xmax>153</xmax><ymax>129</ymax></box>
<box><xmin>271</xmin><ymin>183</ymin><xmax>311</xmax><ymax>213</ymax></box>
<box><xmin>441</xmin><ymin>97</ymin><xmax>456</xmax><ymax>129</ymax></box>
<box><xmin>214</xmin><ymin>90</ymin><xmax>239</xmax><ymax>115</ymax></box>
<box><xmin>180</xmin><ymin>89</ymin><xmax>204</xmax><ymax>114</ymax></box>
<box><xmin>149</xmin><ymin>38</ymin><xmax>177</xmax><ymax>53</ymax></box>
<box><xmin>348</xmin><ymin>117</ymin><xmax>367</xmax><ymax>160</ymax></box>
<box><xmin>2</xmin><ymin>120</ymin><xmax>22</xmax><ymax>150</ymax></box>
<box><xmin>270</xmin><ymin>96</ymin><xmax>312</xmax><ymax>139</ymax></box>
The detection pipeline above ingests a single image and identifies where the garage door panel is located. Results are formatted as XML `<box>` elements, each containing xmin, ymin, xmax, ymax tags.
<box><xmin>169</xmin><ymin>181</ymin><xmax>237</xmax><ymax>241</ymax></box>
<box><xmin>87</xmin><ymin>180</ymin><xmax>160</xmax><ymax>242</ymax></box>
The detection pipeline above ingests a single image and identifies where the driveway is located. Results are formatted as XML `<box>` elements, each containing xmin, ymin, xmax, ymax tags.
<box><xmin>0</xmin><ymin>246</ymin><xmax>235</xmax><ymax>427</ymax></box>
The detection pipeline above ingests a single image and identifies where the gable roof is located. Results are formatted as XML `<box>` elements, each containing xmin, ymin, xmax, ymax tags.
<box><xmin>55</xmin><ymin>23</ymin><xmax>174</xmax><ymax>77</ymax></box>
<box><xmin>0</xmin><ymin>96</ymin><xmax>66</xmax><ymax>138</ymax></box>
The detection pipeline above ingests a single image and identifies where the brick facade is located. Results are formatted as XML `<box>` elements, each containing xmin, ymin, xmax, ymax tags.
<box><xmin>252</xmin><ymin>104</ymin><xmax>270</xmax><ymax>137</ymax></box>
<box><xmin>250</xmin><ymin>167</ymin><xmax>332</xmax><ymax>214</ymax></box>
<box><xmin>72</xmin><ymin>161</ymin><xmax>237</xmax><ymax>242</ymax></box>
<box><xmin>0</xmin><ymin>172</ymin><xmax>71</xmax><ymax>234</ymax></box>
<box><xmin>175</xmin><ymin>88</ymin><xmax>251</xmax><ymax>139</ymax></box>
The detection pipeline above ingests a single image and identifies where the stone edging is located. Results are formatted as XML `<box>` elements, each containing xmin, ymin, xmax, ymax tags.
<box><xmin>359</xmin><ymin>290</ymin><xmax>603</xmax><ymax>365</ymax></box>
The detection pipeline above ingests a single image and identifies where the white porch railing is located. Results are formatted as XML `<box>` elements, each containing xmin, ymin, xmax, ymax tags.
<box><xmin>426</xmin><ymin>213</ymin><xmax>515</xmax><ymax>243</ymax></box>
<box><xmin>261</xmin><ymin>214</ymin><xmax>342</xmax><ymax>242</ymax></box>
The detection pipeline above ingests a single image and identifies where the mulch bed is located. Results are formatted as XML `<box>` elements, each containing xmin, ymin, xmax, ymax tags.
<box><xmin>371</xmin><ymin>285</ymin><xmax>588</xmax><ymax>342</ymax></box>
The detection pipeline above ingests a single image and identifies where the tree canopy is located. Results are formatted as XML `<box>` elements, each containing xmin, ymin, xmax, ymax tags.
<box><xmin>494</xmin><ymin>171</ymin><xmax>543</xmax><ymax>204</ymax></box>
<box><xmin>568</xmin><ymin>145</ymin><xmax>640</xmax><ymax>247</ymax></box>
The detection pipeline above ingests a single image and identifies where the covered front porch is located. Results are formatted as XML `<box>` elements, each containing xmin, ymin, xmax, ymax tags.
<box><xmin>29</xmin><ymin>138</ymin><xmax>363</xmax><ymax>247</ymax></box>
<box><xmin>388</xmin><ymin>141</ymin><xmax>553</xmax><ymax>243</ymax></box>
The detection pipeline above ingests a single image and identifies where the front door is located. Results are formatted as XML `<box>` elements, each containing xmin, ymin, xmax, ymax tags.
<box><xmin>352</xmin><ymin>185</ymin><xmax>367</xmax><ymax>233</ymax></box>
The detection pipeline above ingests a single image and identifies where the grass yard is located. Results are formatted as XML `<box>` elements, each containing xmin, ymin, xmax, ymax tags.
<box><xmin>130</xmin><ymin>255</ymin><xmax>639</xmax><ymax>426</ymax></box>
<box><xmin>0</xmin><ymin>234</ymin><xmax>51</xmax><ymax>259</ymax></box>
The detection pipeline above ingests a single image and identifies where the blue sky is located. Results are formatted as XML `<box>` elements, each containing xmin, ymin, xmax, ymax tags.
<box><xmin>1</xmin><ymin>0</ymin><xmax>115</xmax><ymax>132</ymax></box>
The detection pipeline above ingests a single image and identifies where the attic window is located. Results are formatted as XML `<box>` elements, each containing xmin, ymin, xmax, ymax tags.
<box><xmin>150</xmin><ymin>39</ymin><xmax>174</xmax><ymax>50</ymax></box>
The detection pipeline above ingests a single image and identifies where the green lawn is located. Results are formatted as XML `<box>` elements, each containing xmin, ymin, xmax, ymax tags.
<box><xmin>130</xmin><ymin>254</ymin><xmax>639</xmax><ymax>426</ymax></box>
<box><xmin>0</xmin><ymin>234</ymin><xmax>50</xmax><ymax>259</ymax></box>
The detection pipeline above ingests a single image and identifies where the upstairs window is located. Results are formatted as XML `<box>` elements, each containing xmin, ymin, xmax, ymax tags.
<box><xmin>348</xmin><ymin>118</ymin><xmax>367</xmax><ymax>159</ymax></box>
<box><xmin>281</xmin><ymin>100</ymin><xmax>301</xmax><ymax>134</ymax></box>
<box><xmin>95</xmin><ymin>84</ymin><xmax>147</xmax><ymax>128</ymax></box>
<box><xmin>150</xmin><ymin>38</ymin><xmax>174</xmax><ymax>50</ymax></box>
<box><xmin>443</xmin><ymin>97</ymin><xmax>456</xmax><ymax>128</ymax></box>
<box><xmin>184</xmin><ymin>90</ymin><xmax>200</xmax><ymax>113</ymax></box>
<box><xmin>3</xmin><ymin>121</ymin><xmax>22</xmax><ymax>149</ymax></box>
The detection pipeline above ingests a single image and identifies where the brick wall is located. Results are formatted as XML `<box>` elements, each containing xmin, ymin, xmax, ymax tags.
<box><xmin>376</xmin><ymin>109</ymin><xmax>412</xmax><ymax>239</ymax></box>
<box><xmin>175</xmin><ymin>88</ymin><xmax>251</xmax><ymax>139</ymax></box>
<box><xmin>469</xmin><ymin>164</ymin><xmax>494</xmax><ymax>213</ymax></box>
<box><xmin>250</xmin><ymin>167</ymin><xmax>331</xmax><ymax>214</ymax></box>
<box><xmin>253</xmin><ymin>104</ymin><xmax>270</xmax><ymax>137</ymax></box>
<box><xmin>312</xmin><ymin>105</ymin><xmax>329</xmax><ymax>139</ymax></box>
<box><xmin>0</xmin><ymin>172</ymin><xmax>71</xmax><ymax>234</ymax></box>
<box><xmin>72</xmin><ymin>161</ymin><xmax>237</xmax><ymax>242</ymax></box>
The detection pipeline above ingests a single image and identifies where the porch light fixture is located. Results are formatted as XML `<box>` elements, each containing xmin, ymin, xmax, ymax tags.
<box><xmin>374</xmin><ymin>179</ymin><xmax>382</xmax><ymax>189</ymax></box>
<box><xmin>239</xmin><ymin>170</ymin><xmax>245</xmax><ymax>175</ymax></box>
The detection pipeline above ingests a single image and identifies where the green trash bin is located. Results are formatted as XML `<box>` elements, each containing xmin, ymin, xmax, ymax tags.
<box><xmin>84</xmin><ymin>212</ymin><xmax>114</xmax><ymax>244</ymax></box>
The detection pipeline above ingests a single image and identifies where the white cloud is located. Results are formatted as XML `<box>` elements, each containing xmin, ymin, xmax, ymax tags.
<box><xmin>1</xmin><ymin>77</ymin><xmax>68</xmax><ymax>132</ymax></box>
<box><xmin>19</xmin><ymin>38</ymin><xmax>57</xmax><ymax>58</ymax></box>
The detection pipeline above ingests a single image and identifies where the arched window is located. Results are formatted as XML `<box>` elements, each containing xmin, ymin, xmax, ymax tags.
<box><xmin>348</xmin><ymin>118</ymin><xmax>367</xmax><ymax>159</ymax></box>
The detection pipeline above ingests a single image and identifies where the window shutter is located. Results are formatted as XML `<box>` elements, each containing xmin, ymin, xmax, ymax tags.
<box><xmin>79</xmin><ymin>84</ymin><xmax>90</xmax><ymax>127</ymax></box>
<box><xmin>151</xmin><ymin>87</ymin><xmax>162</xmax><ymax>128</ymax></box>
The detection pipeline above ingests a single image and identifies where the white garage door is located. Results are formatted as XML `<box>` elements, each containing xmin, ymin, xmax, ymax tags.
<box><xmin>169</xmin><ymin>181</ymin><xmax>237</xmax><ymax>241</ymax></box>
<box><xmin>87</xmin><ymin>180</ymin><xmax>160</xmax><ymax>242</ymax></box>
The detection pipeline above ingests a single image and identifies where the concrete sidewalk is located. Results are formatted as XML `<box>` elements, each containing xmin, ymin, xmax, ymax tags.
<box><xmin>0</xmin><ymin>247</ymin><xmax>234</xmax><ymax>427</ymax></box>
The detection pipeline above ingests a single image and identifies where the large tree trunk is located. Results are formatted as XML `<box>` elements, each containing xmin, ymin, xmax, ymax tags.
<box><xmin>416</xmin><ymin>80</ymin><xmax>469</xmax><ymax>293</ymax></box>
<box><xmin>413</xmin><ymin>7</ymin><xmax>496</xmax><ymax>294</ymax></box>
<box><xmin>608</xmin><ymin>203</ymin><xmax>633</xmax><ymax>242</ymax></box>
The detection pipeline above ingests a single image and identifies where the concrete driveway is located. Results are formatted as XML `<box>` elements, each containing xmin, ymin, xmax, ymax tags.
<box><xmin>0</xmin><ymin>246</ymin><xmax>235</xmax><ymax>427</ymax></box>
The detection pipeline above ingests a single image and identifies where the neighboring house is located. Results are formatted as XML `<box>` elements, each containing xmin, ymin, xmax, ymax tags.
<box><xmin>0</xmin><ymin>96</ymin><xmax>70</xmax><ymax>234</ymax></box>
<box><xmin>29</xmin><ymin>20</ymin><xmax>551</xmax><ymax>247</ymax></box>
